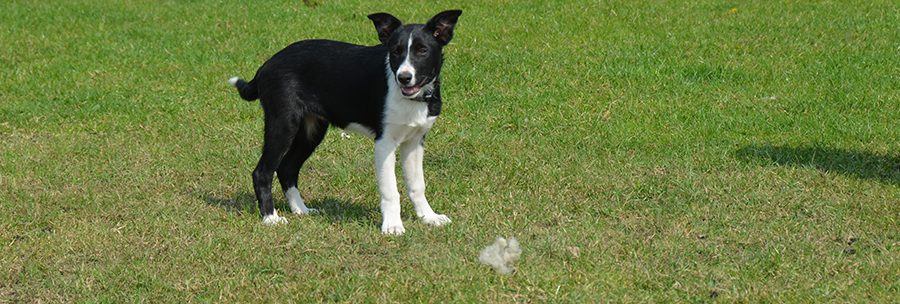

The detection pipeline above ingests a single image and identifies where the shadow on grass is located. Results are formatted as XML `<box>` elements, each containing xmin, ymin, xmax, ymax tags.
<box><xmin>194</xmin><ymin>190</ymin><xmax>378</xmax><ymax>226</ymax></box>
<box><xmin>195</xmin><ymin>191</ymin><xmax>256</xmax><ymax>215</ymax></box>
<box><xmin>306</xmin><ymin>197</ymin><xmax>378</xmax><ymax>226</ymax></box>
<box><xmin>735</xmin><ymin>144</ymin><xmax>900</xmax><ymax>186</ymax></box>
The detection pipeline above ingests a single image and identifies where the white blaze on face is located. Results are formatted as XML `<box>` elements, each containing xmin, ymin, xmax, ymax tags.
<box><xmin>397</xmin><ymin>34</ymin><xmax>416</xmax><ymax>86</ymax></box>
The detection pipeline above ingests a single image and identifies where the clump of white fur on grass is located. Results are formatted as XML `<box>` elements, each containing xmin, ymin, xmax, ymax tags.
<box><xmin>478</xmin><ymin>237</ymin><xmax>522</xmax><ymax>275</ymax></box>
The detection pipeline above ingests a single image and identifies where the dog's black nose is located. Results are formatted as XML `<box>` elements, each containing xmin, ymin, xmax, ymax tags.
<box><xmin>397</xmin><ymin>72</ymin><xmax>412</xmax><ymax>85</ymax></box>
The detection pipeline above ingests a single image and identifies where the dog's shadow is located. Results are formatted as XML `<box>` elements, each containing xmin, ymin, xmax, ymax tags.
<box><xmin>735</xmin><ymin>144</ymin><xmax>900</xmax><ymax>186</ymax></box>
<box><xmin>196</xmin><ymin>191</ymin><xmax>378</xmax><ymax>225</ymax></box>
<box><xmin>199</xmin><ymin>191</ymin><xmax>256</xmax><ymax>215</ymax></box>
<box><xmin>305</xmin><ymin>197</ymin><xmax>378</xmax><ymax>225</ymax></box>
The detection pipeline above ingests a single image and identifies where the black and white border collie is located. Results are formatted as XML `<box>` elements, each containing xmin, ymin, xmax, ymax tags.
<box><xmin>227</xmin><ymin>10</ymin><xmax>462</xmax><ymax>235</ymax></box>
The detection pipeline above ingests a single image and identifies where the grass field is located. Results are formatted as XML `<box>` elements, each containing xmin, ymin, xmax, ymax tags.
<box><xmin>2</xmin><ymin>0</ymin><xmax>899</xmax><ymax>302</ymax></box>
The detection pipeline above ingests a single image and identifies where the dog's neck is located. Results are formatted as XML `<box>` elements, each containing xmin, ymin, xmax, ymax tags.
<box><xmin>410</xmin><ymin>80</ymin><xmax>439</xmax><ymax>102</ymax></box>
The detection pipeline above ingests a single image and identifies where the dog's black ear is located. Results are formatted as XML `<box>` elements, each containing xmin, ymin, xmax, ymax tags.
<box><xmin>368</xmin><ymin>13</ymin><xmax>403</xmax><ymax>45</ymax></box>
<box><xmin>425</xmin><ymin>10</ymin><xmax>462</xmax><ymax>45</ymax></box>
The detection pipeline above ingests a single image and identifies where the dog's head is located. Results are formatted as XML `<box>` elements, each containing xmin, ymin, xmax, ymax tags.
<box><xmin>368</xmin><ymin>10</ymin><xmax>462</xmax><ymax>100</ymax></box>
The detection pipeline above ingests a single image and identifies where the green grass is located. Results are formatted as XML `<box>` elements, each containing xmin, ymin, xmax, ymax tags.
<box><xmin>2</xmin><ymin>0</ymin><xmax>900</xmax><ymax>302</ymax></box>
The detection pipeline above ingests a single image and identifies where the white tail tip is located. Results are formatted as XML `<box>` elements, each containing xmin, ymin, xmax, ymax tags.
<box><xmin>227</xmin><ymin>76</ymin><xmax>240</xmax><ymax>87</ymax></box>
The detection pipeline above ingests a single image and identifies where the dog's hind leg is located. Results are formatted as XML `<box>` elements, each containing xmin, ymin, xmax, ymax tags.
<box><xmin>277</xmin><ymin>115</ymin><xmax>328</xmax><ymax>215</ymax></box>
<box><xmin>253</xmin><ymin>110</ymin><xmax>301</xmax><ymax>225</ymax></box>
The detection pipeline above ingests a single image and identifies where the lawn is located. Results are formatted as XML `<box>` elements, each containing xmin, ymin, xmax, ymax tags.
<box><xmin>2</xmin><ymin>0</ymin><xmax>899</xmax><ymax>302</ymax></box>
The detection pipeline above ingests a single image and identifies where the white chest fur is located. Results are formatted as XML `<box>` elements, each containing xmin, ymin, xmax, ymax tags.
<box><xmin>380</xmin><ymin>92</ymin><xmax>437</xmax><ymax>143</ymax></box>
<box><xmin>384</xmin><ymin>93</ymin><xmax>435</xmax><ymax>127</ymax></box>
<box><xmin>343</xmin><ymin>77</ymin><xmax>436</xmax><ymax>141</ymax></box>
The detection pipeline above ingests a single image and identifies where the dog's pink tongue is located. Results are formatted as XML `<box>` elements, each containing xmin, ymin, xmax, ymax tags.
<box><xmin>402</xmin><ymin>86</ymin><xmax>420</xmax><ymax>96</ymax></box>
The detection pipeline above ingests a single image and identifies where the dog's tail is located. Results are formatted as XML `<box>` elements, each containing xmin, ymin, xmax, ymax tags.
<box><xmin>227</xmin><ymin>77</ymin><xmax>259</xmax><ymax>101</ymax></box>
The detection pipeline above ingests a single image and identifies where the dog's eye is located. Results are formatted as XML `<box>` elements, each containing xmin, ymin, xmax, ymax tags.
<box><xmin>417</xmin><ymin>48</ymin><xmax>428</xmax><ymax>55</ymax></box>
<box><xmin>391</xmin><ymin>49</ymin><xmax>401</xmax><ymax>57</ymax></box>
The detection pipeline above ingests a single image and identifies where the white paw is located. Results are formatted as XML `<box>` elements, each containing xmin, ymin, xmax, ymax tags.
<box><xmin>381</xmin><ymin>217</ymin><xmax>406</xmax><ymax>235</ymax></box>
<box><xmin>421</xmin><ymin>213</ymin><xmax>451</xmax><ymax>226</ymax></box>
<box><xmin>382</xmin><ymin>225</ymin><xmax>406</xmax><ymax>235</ymax></box>
<box><xmin>285</xmin><ymin>187</ymin><xmax>318</xmax><ymax>215</ymax></box>
<box><xmin>262</xmin><ymin>214</ymin><xmax>287</xmax><ymax>225</ymax></box>
<box><xmin>290</xmin><ymin>206</ymin><xmax>319</xmax><ymax>215</ymax></box>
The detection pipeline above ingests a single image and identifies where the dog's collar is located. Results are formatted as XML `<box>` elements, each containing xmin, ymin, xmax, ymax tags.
<box><xmin>410</xmin><ymin>81</ymin><xmax>439</xmax><ymax>102</ymax></box>
<box><xmin>411</xmin><ymin>93</ymin><xmax>435</xmax><ymax>102</ymax></box>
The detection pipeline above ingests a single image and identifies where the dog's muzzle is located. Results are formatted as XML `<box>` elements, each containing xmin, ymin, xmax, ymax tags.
<box><xmin>397</xmin><ymin>72</ymin><xmax>423</xmax><ymax>97</ymax></box>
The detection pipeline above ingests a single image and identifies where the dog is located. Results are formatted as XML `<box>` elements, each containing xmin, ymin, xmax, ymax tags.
<box><xmin>227</xmin><ymin>10</ymin><xmax>462</xmax><ymax>235</ymax></box>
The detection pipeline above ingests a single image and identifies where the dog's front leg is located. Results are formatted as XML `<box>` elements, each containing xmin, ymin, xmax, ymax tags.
<box><xmin>399</xmin><ymin>139</ymin><xmax>451</xmax><ymax>227</ymax></box>
<box><xmin>375</xmin><ymin>137</ymin><xmax>405</xmax><ymax>235</ymax></box>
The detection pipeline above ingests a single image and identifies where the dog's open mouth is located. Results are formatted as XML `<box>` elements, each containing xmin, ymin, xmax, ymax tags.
<box><xmin>401</xmin><ymin>86</ymin><xmax>420</xmax><ymax>97</ymax></box>
<box><xmin>400</xmin><ymin>77</ymin><xmax>430</xmax><ymax>97</ymax></box>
